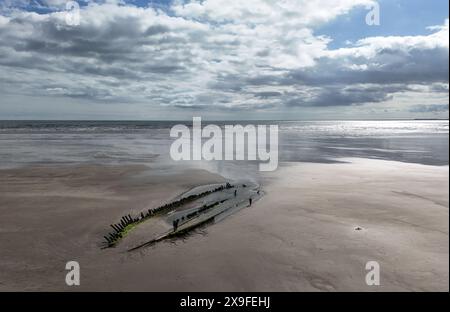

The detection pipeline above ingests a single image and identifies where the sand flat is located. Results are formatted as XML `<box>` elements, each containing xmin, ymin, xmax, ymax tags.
<box><xmin>0</xmin><ymin>159</ymin><xmax>448</xmax><ymax>291</ymax></box>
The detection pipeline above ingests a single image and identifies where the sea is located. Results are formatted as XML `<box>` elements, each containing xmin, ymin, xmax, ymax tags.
<box><xmin>0</xmin><ymin>120</ymin><xmax>448</xmax><ymax>179</ymax></box>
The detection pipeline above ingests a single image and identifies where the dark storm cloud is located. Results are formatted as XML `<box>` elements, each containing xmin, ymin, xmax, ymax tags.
<box><xmin>285</xmin><ymin>86</ymin><xmax>396</xmax><ymax>107</ymax></box>
<box><xmin>254</xmin><ymin>91</ymin><xmax>283</xmax><ymax>99</ymax></box>
<box><xmin>409</xmin><ymin>104</ymin><xmax>449</xmax><ymax>113</ymax></box>
<box><xmin>278</xmin><ymin>47</ymin><xmax>449</xmax><ymax>88</ymax></box>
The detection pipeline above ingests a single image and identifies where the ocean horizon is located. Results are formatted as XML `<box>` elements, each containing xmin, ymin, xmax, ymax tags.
<box><xmin>1</xmin><ymin>120</ymin><xmax>447</xmax><ymax>171</ymax></box>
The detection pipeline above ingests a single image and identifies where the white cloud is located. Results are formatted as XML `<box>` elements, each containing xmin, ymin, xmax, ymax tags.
<box><xmin>0</xmin><ymin>1</ymin><xmax>447</xmax><ymax>118</ymax></box>
<box><xmin>330</xmin><ymin>18</ymin><xmax>448</xmax><ymax>59</ymax></box>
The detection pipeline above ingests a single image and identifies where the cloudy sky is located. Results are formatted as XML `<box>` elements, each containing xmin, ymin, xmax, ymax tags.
<box><xmin>0</xmin><ymin>0</ymin><xmax>448</xmax><ymax>120</ymax></box>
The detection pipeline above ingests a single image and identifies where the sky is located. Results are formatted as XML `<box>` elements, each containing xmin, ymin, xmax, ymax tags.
<box><xmin>0</xmin><ymin>0</ymin><xmax>448</xmax><ymax>120</ymax></box>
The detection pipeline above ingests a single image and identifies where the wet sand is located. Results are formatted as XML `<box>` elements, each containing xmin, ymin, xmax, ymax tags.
<box><xmin>0</xmin><ymin>159</ymin><xmax>448</xmax><ymax>291</ymax></box>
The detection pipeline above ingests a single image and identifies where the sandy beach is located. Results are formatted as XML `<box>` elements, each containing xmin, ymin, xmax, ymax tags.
<box><xmin>0</xmin><ymin>158</ymin><xmax>447</xmax><ymax>291</ymax></box>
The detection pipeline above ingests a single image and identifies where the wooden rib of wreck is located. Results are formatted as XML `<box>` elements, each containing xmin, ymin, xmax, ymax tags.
<box><xmin>102</xmin><ymin>182</ymin><xmax>235</xmax><ymax>248</ymax></box>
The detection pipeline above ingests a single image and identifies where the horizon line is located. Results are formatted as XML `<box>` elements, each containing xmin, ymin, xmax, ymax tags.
<box><xmin>0</xmin><ymin>118</ymin><xmax>448</xmax><ymax>122</ymax></box>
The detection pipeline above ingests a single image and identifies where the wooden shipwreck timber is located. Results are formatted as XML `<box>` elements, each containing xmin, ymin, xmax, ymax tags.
<box><xmin>102</xmin><ymin>181</ymin><xmax>262</xmax><ymax>251</ymax></box>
